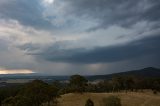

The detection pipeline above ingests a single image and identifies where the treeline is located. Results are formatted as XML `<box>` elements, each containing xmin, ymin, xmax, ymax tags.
<box><xmin>90</xmin><ymin>76</ymin><xmax>160</xmax><ymax>93</ymax></box>
<box><xmin>0</xmin><ymin>75</ymin><xmax>160</xmax><ymax>106</ymax></box>
<box><xmin>59</xmin><ymin>75</ymin><xmax>160</xmax><ymax>94</ymax></box>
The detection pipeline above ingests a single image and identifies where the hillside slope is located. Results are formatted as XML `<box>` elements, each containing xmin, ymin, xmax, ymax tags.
<box><xmin>86</xmin><ymin>67</ymin><xmax>160</xmax><ymax>81</ymax></box>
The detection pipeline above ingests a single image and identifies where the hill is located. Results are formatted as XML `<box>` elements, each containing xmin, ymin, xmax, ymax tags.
<box><xmin>86</xmin><ymin>67</ymin><xmax>160</xmax><ymax>81</ymax></box>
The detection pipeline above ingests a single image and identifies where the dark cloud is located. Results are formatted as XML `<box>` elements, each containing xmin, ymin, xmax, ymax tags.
<box><xmin>18</xmin><ymin>43</ymin><xmax>41</xmax><ymax>52</ymax></box>
<box><xmin>0</xmin><ymin>0</ymin><xmax>53</xmax><ymax>29</ymax></box>
<box><xmin>63</xmin><ymin>0</ymin><xmax>160</xmax><ymax>30</ymax></box>
<box><xmin>1</xmin><ymin>0</ymin><xmax>160</xmax><ymax>31</ymax></box>
<box><xmin>31</xmin><ymin>35</ymin><xmax>160</xmax><ymax>64</ymax></box>
<box><xmin>0</xmin><ymin>0</ymin><xmax>160</xmax><ymax>74</ymax></box>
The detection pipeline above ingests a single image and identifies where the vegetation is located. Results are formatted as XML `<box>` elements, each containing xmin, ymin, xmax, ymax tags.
<box><xmin>0</xmin><ymin>85</ymin><xmax>22</xmax><ymax>105</ymax></box>
<box><xmin>87</xmin><ymin>76</ymin><xmax>160</xmax><ymax>93</ymax></box>
<box><xmin>69</xmin><ymin>75</ymin><xmax>88</xmax><ymax>93</ymax></box>
<box><xmin>1</xmin><ymin>80</ymin><xmax>59</xmax><ymax>106</ymax></box>
<box><xmin>0</xmin><ymin>74</ymin><xmax>160</xmax><ymax>105</ymax></box>
<box><xmin>2</xmin><ymin>96</ymin><xmax>32</xmax><ymax>106</ymax></box>
<box><xmin>85</xmin><ymin>99</ymin><xmax>94</xmax><ymax>106</ymax></box>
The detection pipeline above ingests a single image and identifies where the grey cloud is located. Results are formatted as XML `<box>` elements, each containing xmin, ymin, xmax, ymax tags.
<box><xmin>1</xmin><ymin>0</ymin><xmax>160</xmax><ymax>31</ymax></box>
<box><xmin>0</xmin><ymin>0</ymin><xmax>53</xmax><ymax>29</ymax></box>
<box><xmin>18</xmin><ymin>43</ymin><xmax>41</xmax><ymax>52</ymax></box>
<box><xmin>31</xmin><ymin>35</ymin><xmax>160</xmax><ymax>64</ymax></box>
<box><xmin>94</xmin><ymin>54</ymin><xmax>160</xmax><ymax>75</ymax></box>
<box><xmin>62</xmin><ymin>0</ymin><xmax>160</xmax><ymax>30</ymax></box>
<box><xmin>0</xmin><ymin>0</ymin><xmax>160</xmax><ymax>75</ymax></box>
<box><xmin>0</xmin><ymin>39</ymin><xmax>35</xmax><ymax>70</ymax></box>
<box><xmin>0</xmin><ymin>39</ymin><xmax>10</xmax><ymax>52</ymax></box>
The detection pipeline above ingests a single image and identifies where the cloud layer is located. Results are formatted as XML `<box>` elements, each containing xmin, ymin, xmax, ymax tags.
<box><xmin>0</xmin><ymin>0</ymin><xmax>160</xmax><ymax>75</ymax></box>
<box><xmin>35</xmin><ymin>35</ymin><xmax>160</xmax><ymax>63</ymax></box>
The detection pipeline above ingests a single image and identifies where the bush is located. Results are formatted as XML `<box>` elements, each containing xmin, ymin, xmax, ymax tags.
<box><xmin>85</xmin><ymin>99</ymin><xmax>94</xmax><ymax>106</ymax></box>
<box><xmin>102</xmin><ymin>96</ymin><xmax>121</xmax><ymax>106</ymax></box>
<box><xmin>153</xmin><ymin>90</ymin><xmax>157</xmax><ymax>94</ymax></box>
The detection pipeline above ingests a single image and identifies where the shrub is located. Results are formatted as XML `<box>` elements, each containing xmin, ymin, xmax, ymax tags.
<box><xmin>85</xmin><ymin>99</ymin><xmax>94</xmax><ymax>106</ymax></box>
<box><xmin>153</xmin><ymin>90</ymin><xmax>157</xmax><ymax>94</ymax></box>
<box><xmin>102</xmin><ymin>96</ymin><xmax>121</xmax><ymax>106</ymax></box>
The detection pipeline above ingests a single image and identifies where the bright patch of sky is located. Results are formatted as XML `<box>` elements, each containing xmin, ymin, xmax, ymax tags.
<box><xmin>43</xmin><ymin>0</ymin><xmax>54</xmax><ymax>4</ymax></box>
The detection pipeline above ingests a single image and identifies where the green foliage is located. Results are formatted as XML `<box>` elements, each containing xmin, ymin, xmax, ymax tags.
<box><xmin>85</xmin><ymin>99</ymin><xmax>94</xmax><ymax>106</ymax></box>
<box><xmin>1</xmin><ymin>80</ymin><xmax>59</xmax><ymax>106</ymax></box>
<box><xmin>52</xmin><ymin>80</ymin><xmax>62</xmax><ymax>89</ymax></box>
<box><xmin>67</xmin><ymin>75</ymin><xmax>160</xmax><ymax>93</ymax></box>
<box><xmin>70</xmin><ymin>75</ymin><xmax>88</xmax><ymax>86</ymax></box>
<box><xmin>69</xmin><ymin>75</ymin><xmax>88</xmax><ymax>93</ymax></box>
<box><xmin>111</xmin><ymin>76</ymin><xmax>135</xmax><ymax>92</ymax></box>
<box><xmin>19</xmin><ymin>80</ymin><xmax>59</xmax><ymax>106</ymax></box>
<box><xmin>2</xmin><ymin>96</ymin><xmax>32</xmax><ymax>106</ymax></box>
<box><xmin>0</xmin><ymin>85</ymin><xmax>22</xmax><ymax>105</ymax></box>
<box><xmin>1</xmin><ymin>75</ymin><xmax>160</xmax><ymax>106</ymax></box>
<box><xmin>19</xmin><ymin>80</ymin><xmax>49</xmax><ymax>106</ymax></box>
<box><xmin>102</xmin><ymin>96</ymin><xmax>121</xmax><ymax>106</ymax></box>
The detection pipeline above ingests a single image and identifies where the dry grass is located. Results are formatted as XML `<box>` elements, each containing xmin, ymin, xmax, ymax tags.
<box><xmin>57</xmin><ymin>92</ymin><xmax>160</xmax><ymax>106</ymax></box>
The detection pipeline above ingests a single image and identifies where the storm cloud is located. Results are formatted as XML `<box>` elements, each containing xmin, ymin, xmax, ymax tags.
<box><xmin>58</xmin><ymin>0</ymin><xmax>160</xmax><ymax>30</ymax></box>
<box><xmin>33</xmin><ymin>35</ymin><xmax>160</xmax><ymax>63</ymax></box>
<box><xmin>0</xmin><ymin>0</ymin><xmax>53</xmax><ymax>30</ymax></box>
<box><xmin>0</xmin><ymin>0</ymin><xmax>160</xmax><ymax>75</ymax></box>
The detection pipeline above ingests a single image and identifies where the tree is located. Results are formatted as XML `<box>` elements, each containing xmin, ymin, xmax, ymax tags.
<box><xmin>96</xmin><ymin>80</ymin><xmax>113</xmax><ymax>92</ymax></box>
<box><xmin>1</xmin><ymin>80</ymin><xmax>60</xmax><ymax>106</ymax></box>
<box><xmin>2</xmin><ymin>96</ymin><xmax>32</xmax><ymax>106</ymax></box>
<box><xmin>69</xmin><ymin>75</ymin><xmax>88</xmax><ymax>93</ymax></box>
<box><xmin>112</xmin><ymin>76</ymin><xmax>124</xmax><ymax>92</ymax></box>
<box><xmin>46</xmin><ymin>84</ymin><xmax>60</xmax><ymax>106</ymax></box>
<box><xmin>0</xmin><ymin>85</ymin><xmax>22</xmax><ymax>105</ymax></box>
<box><xmin>123</xmin><ymin>76</ymin><xmax>135</xmax><ymax>92</ymax></box>
<box><xmin>52</xmin><ymin>80</ymin><xmax>61</xmax><ymax>89</ymax></box>
<box><xmin>19</xmin><ymin>80</ymin><xmax>59</xmax><ymax>106</ymax></box>
<box><xmin>19</xmin><ymin>80</ymin><xmax>49</xmax><ymax>106</ymax></box>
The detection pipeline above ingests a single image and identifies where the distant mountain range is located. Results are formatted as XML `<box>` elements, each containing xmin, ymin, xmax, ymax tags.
<box><xmin>0</xmin><ymin>67</ymin><xmax>160</xmax><ymax>81</ymax></box>
<box><xmin>86</xmin><ymin>67</ymin><xmax>160</xmax><ymax>81</ymax></box>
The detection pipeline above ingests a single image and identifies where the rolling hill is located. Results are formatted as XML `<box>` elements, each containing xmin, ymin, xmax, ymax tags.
<box><xmin>86</xmin><ymin>67</ymin><xmax>160</xmax><ymax>81</ymax></box>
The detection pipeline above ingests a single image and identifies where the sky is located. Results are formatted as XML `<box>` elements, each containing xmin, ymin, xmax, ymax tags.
<box><xmin>0</xmin><ymin>0</ymin><xmax>160</xmax><ymax>75</ymax></box>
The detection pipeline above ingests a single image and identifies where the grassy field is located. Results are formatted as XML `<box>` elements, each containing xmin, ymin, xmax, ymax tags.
<box><xmin>57</xmin><ymin>92</ymin><xmax>160</xmax><ymax>106</ymax></box>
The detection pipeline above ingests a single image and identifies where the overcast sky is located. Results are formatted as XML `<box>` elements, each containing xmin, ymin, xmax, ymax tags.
<box><xmin>0</xmin><ymin>0</ymin><xmax>160</xmax><ymax>75</ymax></box>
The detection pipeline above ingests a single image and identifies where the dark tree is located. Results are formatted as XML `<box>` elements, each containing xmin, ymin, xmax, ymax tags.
<box><xmin>19</xmin><ymin>80</ymin><xmax>59</xmax><ymax>106</ymax></box>
<box><xmin>124</xmin><ymin>76</ymin><xmax>134</xmax><ymax>92</ymax></box>
<box><xmin>112</xmin><ymin>76</ymin><xmax>124</xmax><ymax>92</ymax></box>
<box><xmin>2</xmin><ymin>96</ymin><xmax>32</xmax><ymax>106</ymax></box>
<box><xmin>69</xmin><ymin>75</ymin><xmax>88</xmax><ymax>93</ymax></box>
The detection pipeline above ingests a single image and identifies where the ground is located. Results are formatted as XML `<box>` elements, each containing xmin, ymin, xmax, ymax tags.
<box><xmin>57</xmin><ymin>92</ymin><xmax>160</xmax><ymax>106</ymax></box>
